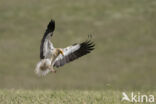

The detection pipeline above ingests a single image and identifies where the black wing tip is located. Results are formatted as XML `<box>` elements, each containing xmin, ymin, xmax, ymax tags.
<box><xmin>47</xmin><ymin>19</ymin><xmax>55</xmax><ymax>32</ymax></box>
<box><xmin>82</xmin><ymin>40</ymin><xmax>95</xmax><ymax>50</ymax></box>
<box><xmin>78</xmin><ymin>40</ymin><xmax>95</xmax><ymax>55</ymax></box>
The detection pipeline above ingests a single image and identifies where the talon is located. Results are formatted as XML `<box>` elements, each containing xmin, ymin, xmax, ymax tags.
<box><xmin>48</xmin><ymin>66</ymin><xmax>56</xmax><ymax>73</ymax></box>
<box><xmin>51</xmin><ymin>69</ymin><xmax>56</xmax><ymax>73</ymax></box>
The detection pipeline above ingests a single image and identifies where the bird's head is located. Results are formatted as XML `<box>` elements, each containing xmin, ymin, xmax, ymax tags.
<box><xmin>57</xmin><ymin>48</ymin><xmax>64</xmax><ymax>56</ymax></box>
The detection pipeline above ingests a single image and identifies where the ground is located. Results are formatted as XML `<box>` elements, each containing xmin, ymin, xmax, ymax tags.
<box><xmin>0</xmin><ymin>0</ymin><xmax>156</xmax><ymax>90</ymax></box>
<box><xmin>0</xmin><ymin>90</ymin><xmax>155</xmax><ymax>104</ymax></box>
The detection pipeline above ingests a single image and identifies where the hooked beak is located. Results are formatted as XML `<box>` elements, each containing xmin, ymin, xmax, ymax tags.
<box><xmin>59</xmin><ymin>49</ymin><xmax>64</xmax><ymax>56</ymax></box>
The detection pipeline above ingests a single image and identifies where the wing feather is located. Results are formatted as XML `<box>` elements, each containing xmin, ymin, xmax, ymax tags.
<box><xmin>53</xmin><ymin>40</ymin><xmax>95</xmax><ymax>67</ymax></box>
<box><xmin>40</xmin><ymin>20</ymin><xmax>55</xmax><ymax>59</ymax></box>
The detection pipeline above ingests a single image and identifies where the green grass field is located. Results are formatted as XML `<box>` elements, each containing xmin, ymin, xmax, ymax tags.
<box><xmin>0</xmin><ymin>90</ymin><xmax>155</xmax><ymax>104</ymax></box>
<box><xmin>0</xmin><ymin>0</ymin><xmax>156</xmax><ymax>103</ymax></box>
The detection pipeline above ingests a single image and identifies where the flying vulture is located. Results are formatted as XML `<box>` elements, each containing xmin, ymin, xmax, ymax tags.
<box><xmin>35</xmin><ymin>20</ymin><xmax>95</xmax><ymax>76</ymax></box>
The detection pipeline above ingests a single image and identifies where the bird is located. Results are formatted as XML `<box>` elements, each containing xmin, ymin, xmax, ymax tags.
<box><xmin>35</xmin><ymin>19</ymin><xmax>95</xmax><ymax>76</ymax></box>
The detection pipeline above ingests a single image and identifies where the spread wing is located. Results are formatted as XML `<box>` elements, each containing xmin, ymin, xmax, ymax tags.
<box><xmin>40</xmin><ymin>20</ymin><xmax>55</xmax><ymax>59</ymax></box>
<box><xmin>54</xmin><ymin>40</ymin><xmax>95</xmax><ymax>68</ymax></box>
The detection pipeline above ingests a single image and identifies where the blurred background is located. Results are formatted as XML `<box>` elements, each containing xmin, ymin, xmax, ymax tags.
<box><xmin>0</xmin><ymin>0</ymin><xmax>156</xmax><ymax>90</ymax></box>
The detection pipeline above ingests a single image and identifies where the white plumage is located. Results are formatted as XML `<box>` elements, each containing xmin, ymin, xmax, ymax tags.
<box><xmin>35</xmin><ymin>59</ymin><xmax>51</xmax><ymax>76</ymax></box>
<box><xmin>35</xmin><ymin>20</ymin><xmax>95</xmax><ymax>76</ymax></box>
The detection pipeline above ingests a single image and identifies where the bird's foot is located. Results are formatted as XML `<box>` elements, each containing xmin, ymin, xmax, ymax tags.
<box><xmin>51</xmin><ymin>69</ymin><xmax>56</xmax><ymax>73</ymax></box>
<box><xmin>48</xmin><ymin>66</ymin><xmax>56</xmax><ymax>73</ymax></box>
<box><xmin>52</xmin><ymin>70</ymin><xmax>56</xmax><ymax>73</ymax></box>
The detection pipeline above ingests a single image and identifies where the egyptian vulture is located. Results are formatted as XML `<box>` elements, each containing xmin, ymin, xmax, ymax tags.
<box><xmin>35</xmin><ymin>20</ymin><xmax>95</xmax><ymax>76</ymax></box>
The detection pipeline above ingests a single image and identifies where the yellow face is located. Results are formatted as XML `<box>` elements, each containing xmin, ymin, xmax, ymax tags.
<box><xmin>58</xmin><ymin>49</ymin><xmax>64</xmax><ymax>56</ymax></box>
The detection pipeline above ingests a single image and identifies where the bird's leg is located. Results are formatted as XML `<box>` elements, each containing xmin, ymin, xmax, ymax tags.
<box><xmin>48</xmin><ymin>66</ymin><xmax>56</xmax><ymax>73</ymax></box>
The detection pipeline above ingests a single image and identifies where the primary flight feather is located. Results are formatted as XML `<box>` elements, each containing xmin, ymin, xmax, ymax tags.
<box><xmin>35</xmin><ymin>20</ymin><xmax>95</xmax><ymax>76</ymax></box>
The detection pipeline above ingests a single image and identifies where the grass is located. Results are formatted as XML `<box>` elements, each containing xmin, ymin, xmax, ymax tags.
<box><xmin>0</xmin><ymin>0</ymin><xmax>156</xmax><ymax>90</ymax></box>
<box><xmin>0</xmin><ymin>90</ymin><xmax>106</xmax><ymax>104</ymax></box>
<box><xmin>0</xmin><ymin>90</ymin><xmax>155</xmax><ymax>104</ymax></box>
